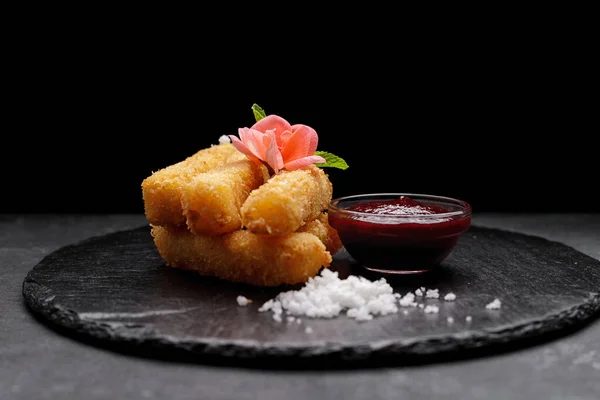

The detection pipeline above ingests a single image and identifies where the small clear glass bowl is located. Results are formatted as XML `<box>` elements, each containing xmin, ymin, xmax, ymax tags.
<box><xmin>328</xmin><ymin>193</ymin><xmax>472</xmax><ymax>275</ymax></box>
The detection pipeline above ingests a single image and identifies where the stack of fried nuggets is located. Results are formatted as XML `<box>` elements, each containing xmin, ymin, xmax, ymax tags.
<box><xmin>142</xmin><ymin>143</ymin><xmax>342</xmax><ymax>287</ymax></box>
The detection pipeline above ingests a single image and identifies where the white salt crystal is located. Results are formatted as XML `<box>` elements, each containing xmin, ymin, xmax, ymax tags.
<box><xmin>447</xmin><ymin>316</ymin><xmax>454</xmax><ymax>324</ymax></box>
<box><xmin>466</xmin><ymin>316</ymin><xmax>472</xmax><ymax>322</ymax></box>
<box><xmin>444</xmin><ymin>292</ymin><xmax>456</xmax><ymax>301</ymax></box>
<box><xmin>236</xmin><ymin>295</ymin><xmax>251</xmax><ymax>306</ymax></box>
<box><xmin>218</xmin><ymin>135</ymin><xmax>231</xmax><ymax>144</ymax></box>
<box><xmin>424</xmin><ymin>305</ymin><xmax>439</xmax><ymax>314</ymax></box>
<box><xmin>415</xmin><ymin>288</ymin><xmax>424</xmax><ymax>296</ymax></box>
<box><xmin>425</xmin><ymin>289</ymin><xmax>440</xmax><ymax>299</ymax></box>
<box><xmin>272</xmin><ymin>301</ymin><xmax>283</xmax><ymax>315</ymax></box>
<box><xmin>258</xmin><ymin>299</ymin><xmax>274</xmax><ymax>312</ymax></box>
<box><xmin>486</xmin><ymin>298</ymin><xmax>502</xmax><ymax>310</ymax></box>
<box><xmin>399</xmin><ymin>292</ymin><xmax>417</xmax><ymax>307</ymax></box>
<box><xmin>347</xmin><ymin>307</ymin><xmax>373</xmax><ymax>321</ymax></box>
<box><xmin>305</xmin><ymin>326</ymin><xmax>313</xmax><ymax>334</ymax></box>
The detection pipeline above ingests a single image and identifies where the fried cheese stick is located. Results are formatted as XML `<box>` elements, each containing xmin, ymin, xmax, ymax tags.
<box><xmin>151</xmin><ymin>226</ymin><xmax>332</xmax><ymax>287</ymax></box>
<box><xmin>181</xmin><ymin>152</ymin><xmax>269</xmax><ymax>235</ymax></box>
<box><xmin>142</xmin><ymin>143</ymin><xmax>237</xmax><ymax>227</ymax></box>
<box><xmin>241</xmin><ymin>165</ymin><xmax>333</xmax><ymax>235</ymax></box>
<box><xmin>298</xmin><ymin>212</ymin><xmax>343</xmax><ymax>255</ymax></box>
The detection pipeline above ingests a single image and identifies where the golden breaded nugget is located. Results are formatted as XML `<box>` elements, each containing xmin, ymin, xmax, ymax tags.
<box><xmin>181</xmin><ymin>152</ymin><xmax>269</xmax><ymax>235</ymax></box>
<box><xmin>298</xmin><ymin>212</ymin><xmax>343</xmax><ymax>255</ymax></box>
<box><xmin>325</xmin><ymin>221</ymin><xmax>343</xmax><ymax>255</ymax></box>
<box><xmin>151</xmin><ymin>225</ymin><xmax>332</xmax><ymax>287</ymax></box>
<box><xmin>142</xmin><ymin>143</ymin><xmax>236</xmax><ymax>227</ymax></box>
<box><xmin>297</xmin><ymin>217</ymin><xmax>327</xmax><ymax>243</ymax></box>
<box><xmin>241</xmin><ymin>165</ymin><xmax>333</xmax><ymax>235</ymax></box>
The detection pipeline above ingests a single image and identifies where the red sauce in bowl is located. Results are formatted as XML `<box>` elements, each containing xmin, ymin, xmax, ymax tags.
<box><xmin>328</xmin><ymin>194</ymin><xmax>471</xmax><ymax>274</ymax></box>
<box><xmin>348</xmin><ymin>195</ymin><xmax>450</xmax><ymax>216</ymax></box>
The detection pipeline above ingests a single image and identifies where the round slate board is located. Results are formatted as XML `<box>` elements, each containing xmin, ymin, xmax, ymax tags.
<box><xmin>22</xmin><ymin>225</ymin><xmax>600</xmax><ymax>369</ymax></box>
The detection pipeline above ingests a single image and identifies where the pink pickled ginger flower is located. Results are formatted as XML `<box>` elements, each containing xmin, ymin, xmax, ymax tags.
<box><xmin>228</xmin><ymin>115</ymin><xmax>325</xmax><ymax>174</ymax></box>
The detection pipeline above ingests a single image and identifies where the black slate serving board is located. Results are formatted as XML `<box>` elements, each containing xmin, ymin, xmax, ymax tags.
<box><xmin>22</xmin><ymin>225</ymin><xmax>600</xmax><ymax>369</ymax></box>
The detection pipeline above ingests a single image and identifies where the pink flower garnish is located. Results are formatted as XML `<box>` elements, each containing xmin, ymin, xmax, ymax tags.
<box><xmin>228</xmin><ymin>115</ymin><xmax>326</xmax><ymax>175</ymax></box>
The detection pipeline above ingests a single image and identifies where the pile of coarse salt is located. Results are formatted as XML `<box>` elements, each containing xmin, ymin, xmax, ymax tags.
<box><xmin>240</xmin><ymin>270</ymin><xmax>502</xmax><ymax>326</ymax></box>
<box><xmin>257</xmin><ymin>269</ymin><xmax>398</xmax><ymax>322</ymax></box>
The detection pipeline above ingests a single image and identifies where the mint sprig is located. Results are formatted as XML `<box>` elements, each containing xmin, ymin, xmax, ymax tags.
<box><xmin>314</xmin><ymin>151</ymin><xmax>349</xmax><ymax>170</ymax></box>
<box><xmin>252</xmin><ymin>103</ymin><xmax>266</xmax><ymax>122</ymax></box>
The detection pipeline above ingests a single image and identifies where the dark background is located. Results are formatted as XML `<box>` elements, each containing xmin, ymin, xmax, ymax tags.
<box><xmin>3</xmin><ymin>21</ymin><xmax>596</xmax><ymax>215</ymax></box>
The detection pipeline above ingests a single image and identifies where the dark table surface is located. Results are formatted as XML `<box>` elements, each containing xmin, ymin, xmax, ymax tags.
<box><xmin>1</xmin><ymin>213</ymin><xmax>599</xmax><ymax>400</ymax></box>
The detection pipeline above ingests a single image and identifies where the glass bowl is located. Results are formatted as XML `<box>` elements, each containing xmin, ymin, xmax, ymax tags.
<box><xmin>328</xmin><ymin>193</ymin><xmax>472</xmax><ymax>274</ymax></box>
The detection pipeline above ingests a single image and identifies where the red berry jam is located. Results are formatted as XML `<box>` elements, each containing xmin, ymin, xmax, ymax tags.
<box><xmin>328</xmin><ymin>194</ymin><xmax>471</xmax><ymax>274</ymax></box>
<box><xmin>347</xmin><ymin>195</ymin><xmax>450</xmax><ymax>216</ymax></box>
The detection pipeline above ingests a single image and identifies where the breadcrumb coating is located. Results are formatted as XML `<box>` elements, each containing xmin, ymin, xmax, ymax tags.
<box><xmin>241</xmin><ymin>165</ymin><xmax>333</xmax><ymax>235</ymax></box>
<box><xmin>151</xmin><ymin>225</ymin><xmax>332</xmax><ymax>287</ymax></box>
<box><xmin>142</xmin><ymin>143</ymin><xmax>236</xmax><ymax>227</ymax></box>
<box><xmin>181</xmin><ymin>152</ymin><xmax>269</xmax><ymax>235</ymax></box>
<box><xmin>298</xmin><ymin>212</ymin><xmax>343</xmax><ymax>255</ymax></box>
<box><xmin>143</xmin><ymin>145</ymin><xmax>341</xmax><ymax>287</ymax></box>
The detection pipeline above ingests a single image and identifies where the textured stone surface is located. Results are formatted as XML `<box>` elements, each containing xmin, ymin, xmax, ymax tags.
<box><xmin>2</xmin><ymin>214</ymin><xmax>600</xmax><ymax>400</ymax></box>
<box><xmin>21</xmin><ymin>223</ymin><xmax>600</xmax><ymax>368</ymax></box>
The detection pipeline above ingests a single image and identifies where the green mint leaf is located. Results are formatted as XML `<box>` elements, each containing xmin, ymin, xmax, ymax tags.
<box><xmin>314</xmin><ymin>151</ymin><xmax>349</xmax><ymax>170</ymax></box>
<box><xmin>252</xmin><ymin>103</ymin><xmax>266</xmax><ymax>122</ymax></box>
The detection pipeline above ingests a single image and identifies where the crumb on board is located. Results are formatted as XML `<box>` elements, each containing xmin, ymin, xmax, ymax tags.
<box><xmin>236</xmin><ymin>295</ymin><xmax>252</xmax><ymax>306</ymax></box>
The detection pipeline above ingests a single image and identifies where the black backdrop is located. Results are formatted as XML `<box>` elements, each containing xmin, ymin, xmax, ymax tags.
<box><xmin>3</xmin><ymin>25</ymin><xmax>596</xmax><ymax>214</ymax></box>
